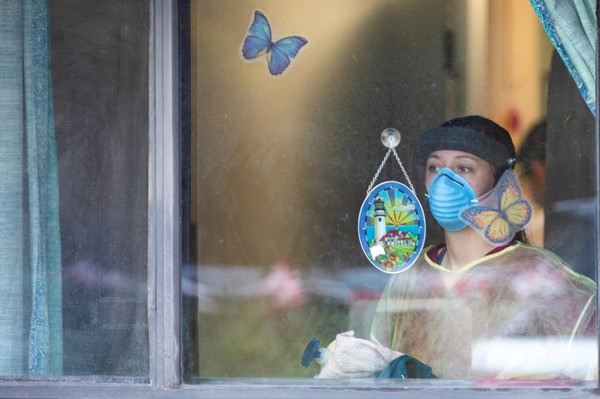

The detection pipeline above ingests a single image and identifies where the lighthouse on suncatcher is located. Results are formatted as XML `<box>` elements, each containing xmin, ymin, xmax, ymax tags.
<box><xmin>373</xmin><ymin>197</ymin><xmax>387</xmax><ymax>245</ymax></box>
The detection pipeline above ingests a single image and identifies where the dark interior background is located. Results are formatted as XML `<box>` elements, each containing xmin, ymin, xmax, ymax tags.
<box><xmin>50</xmin><ymin>0</ymin><xmax>150</xmax><ymax>376</ymax></box>
<box><xmin>545</xmin><ymin>51</ymin><xmax>597</xmax><ymax>281</ymax></box>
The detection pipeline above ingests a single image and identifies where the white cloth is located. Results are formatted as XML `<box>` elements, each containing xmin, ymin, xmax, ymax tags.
<box><xmin>316</xmin><ymin>331</ymin><xmax>403</xmax><ymax>378</ymax></box>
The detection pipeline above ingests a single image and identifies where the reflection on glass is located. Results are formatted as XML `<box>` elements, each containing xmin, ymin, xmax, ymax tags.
<box><xmin>51</xmin><ymin>0</ymin><xmax>150</xmax><ymax>376</ymax></box>
<box><xmin>185</xmin><ymin>0</ymin><xmax>597</xmax><ymax>384</ymax></box>
<box><xmin>0</xmin><ymin>0</ymin><xmax>149</xmax><ymax>377</ymax></box>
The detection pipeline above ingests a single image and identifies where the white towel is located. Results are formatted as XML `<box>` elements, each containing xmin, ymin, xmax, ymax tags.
<box><xmin>316</xmin><ymin>331</ymin><xmax>403</xmax><ymax>378</ymax></box>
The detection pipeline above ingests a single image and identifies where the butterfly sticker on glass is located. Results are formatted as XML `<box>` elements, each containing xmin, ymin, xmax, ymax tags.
<box><xmin>460</xmin><ymin>169</ymin><xmax>533</xmax><ymax>246</ymax></box>
<box><xmin>241</xmin><ymin>10</ymin><xmax>307</xmax><ymax>76</ymax></box>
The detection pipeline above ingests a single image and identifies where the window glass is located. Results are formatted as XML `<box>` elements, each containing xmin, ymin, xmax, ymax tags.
<box><xmin>50</xmin><ymin>0</ymin><xmax>150</xmax><ymax>376</ymax></box>
<box><xmin>185</xmin><ymin>0</ymin><xmax>597</xmax><ymax>384</ymax></box>
<box><xmin>0</xmin><ymin>0</ymin><xmax>149</xmax><ymax>377</ymax></box>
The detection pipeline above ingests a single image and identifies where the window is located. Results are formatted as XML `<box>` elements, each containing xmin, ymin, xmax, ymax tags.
<box><xmin>0</xmin><ymin>0</ymin><xmax>598</xmax><ymax>398</ymax></box>
<box><xmin>0</xmin><ymin>0</ymin><xmax>149</xmax><ymax>379</ymax></box>
<box><xmin>183</xmin><ymin>0</ymin><xmax>599</xmax><ymax>388</ymax></box>
<box><xmin>52</xmin><ymin>0</ymin><xmax>150</xmax><ymax>377</ymax></box>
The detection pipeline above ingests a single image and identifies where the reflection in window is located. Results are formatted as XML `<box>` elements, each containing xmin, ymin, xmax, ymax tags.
<box><xmin>51</xmin><ymin>0</ymin><xmax>150</xmax><ymax>376</ymax></box>
<box><xmin>0</xmin><ymin>0</ymin><xmax>149</xmax><ymax>377</ymax></box>
<box><xmin>184</xmin><ymin>0</ymin><xmax>597</xmax><ymax>383</ymax></box>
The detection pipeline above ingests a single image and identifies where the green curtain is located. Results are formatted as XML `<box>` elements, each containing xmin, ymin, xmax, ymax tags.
<box><xmin>530</xmin><ymin>0</ymin><xmax>597</xmax><ymax>115</ymax></box>
<box><xmin>0</xmin><ymin>0</ymin><xmax>63</xmax><ymax>375</ymax></box>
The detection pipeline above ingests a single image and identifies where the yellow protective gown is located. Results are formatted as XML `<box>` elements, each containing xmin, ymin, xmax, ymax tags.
<box><xmin>370</xmin><ymin>242</ymin><xmax>597</xmax><ymax>380</ymax></box>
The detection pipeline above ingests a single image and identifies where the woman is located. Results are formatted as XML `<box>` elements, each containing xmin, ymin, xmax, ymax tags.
<box><xmin>370</xmin><ymin>116</ymin><xmax>597</xmax><ymax>380</ymax></box>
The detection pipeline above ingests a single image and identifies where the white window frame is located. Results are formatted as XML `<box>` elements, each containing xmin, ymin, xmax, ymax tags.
<box><xmin>0</xmin><ymin>0</ymin><xmax>598</xmax><ymax>397</ymax></box>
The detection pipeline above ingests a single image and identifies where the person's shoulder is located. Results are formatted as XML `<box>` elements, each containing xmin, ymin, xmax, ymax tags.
<box><xmin>513</xmin><ymin>242</ymin><xmax>596</xmax><ymax>291</ymax></box>
<box><xmin>511</xmin><ymin>242</ymin><xmax>564</xmax><ymax>261</ymax></box>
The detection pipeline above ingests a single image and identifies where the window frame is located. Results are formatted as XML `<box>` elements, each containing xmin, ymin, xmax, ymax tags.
<box><xmin>0</xmin><ymin>0</ymin><xmax>598</xmax><ymax>397</ymax></box>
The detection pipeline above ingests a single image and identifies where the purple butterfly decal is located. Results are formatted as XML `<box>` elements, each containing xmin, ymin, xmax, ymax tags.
<box><xmin>241</xmin><ymin>10</ymin><xmax>307</xmax><ymax>76</ymax></box>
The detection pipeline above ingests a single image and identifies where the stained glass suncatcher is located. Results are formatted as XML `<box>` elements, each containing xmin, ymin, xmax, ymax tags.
<box><xmin>358</xmin><ymin>181</ymin><xmax>426</xmax><ymax>273</ymax></box>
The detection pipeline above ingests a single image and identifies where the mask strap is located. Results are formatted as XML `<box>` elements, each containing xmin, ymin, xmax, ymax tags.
<box><xmin>471</xmin><ymin>187</ymin><xmax>494</xmax><ymax>203</ymax></box>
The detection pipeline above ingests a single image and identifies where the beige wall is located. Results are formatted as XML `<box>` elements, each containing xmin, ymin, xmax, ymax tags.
<box><xmin>465</xmin><ymin>0</ymin><xmax>553</xmax><ymax>146</ymax></box>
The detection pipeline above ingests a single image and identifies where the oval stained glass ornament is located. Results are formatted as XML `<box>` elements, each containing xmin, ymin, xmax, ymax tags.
<box><xmin>358</xmin><ymin>181</ymin><xmax>426</xmax><ymax>274</ymax></box>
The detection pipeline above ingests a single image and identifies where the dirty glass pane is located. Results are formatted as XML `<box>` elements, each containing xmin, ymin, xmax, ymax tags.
<box><xmin>184</xmin><ymin>0</ymin><xmax>598</xmax><ymax>384</ymax></box>
<box><xmin>51</xmin><ymin>0</ymin><xmax>150</xmax><ymax>376</ymax></box>
<box><xmin>0</xmin><ymin>0</ymin><xmax>149</xmax><ymax>378</ymax></box>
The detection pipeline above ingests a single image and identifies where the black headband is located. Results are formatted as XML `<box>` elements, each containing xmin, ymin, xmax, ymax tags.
<box><xmin>411</xmin><ymin>126</ymin><xmax>516</xmax><ymax>170</ymax></box>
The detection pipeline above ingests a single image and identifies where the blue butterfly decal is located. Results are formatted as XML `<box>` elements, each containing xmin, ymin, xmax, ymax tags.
<box><xmin>241</xmin><ymin>10</ymin><xmax>307</xmax><ymax>76</ymax></box>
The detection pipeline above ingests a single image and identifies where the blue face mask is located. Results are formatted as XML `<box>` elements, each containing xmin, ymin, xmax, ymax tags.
<box><xmin>427</xmin><ymin>168</ymin><xmax>477</xmax><ymax>231</ymax></box>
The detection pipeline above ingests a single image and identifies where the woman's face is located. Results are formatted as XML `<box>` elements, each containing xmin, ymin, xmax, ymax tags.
<box><xmin>425</xmin><ymin>150</ymin><xmax>495</xmax><ymax>197</ymax></box>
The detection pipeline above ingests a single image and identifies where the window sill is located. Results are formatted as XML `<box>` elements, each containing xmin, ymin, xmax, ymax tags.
<box><xmin>0</xmin><ymin>377</ymin><xmax>596</xmax><ymax>399</ymax></box>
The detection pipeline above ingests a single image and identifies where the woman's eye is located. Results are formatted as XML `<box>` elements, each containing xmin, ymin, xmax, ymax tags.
<box><xmin>457</xmin><ymin>166</ymin><xmax>471</xmax><ymax>173</ymax></box>
<box><xmin>427</xmin><ymin>164</ymin><xmax>441</xmax><ymax>173</ymax></box>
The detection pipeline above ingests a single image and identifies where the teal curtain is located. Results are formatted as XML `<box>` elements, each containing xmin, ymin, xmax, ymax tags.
<box><xmin>530</xmin><ymin>0</ymin><xmax>597</xmax><ymax>115</ymax></box>
<box><xmin>0</xmin><ymin>0</ymin><xmax>63</xmax><ymax>375</ymax></box>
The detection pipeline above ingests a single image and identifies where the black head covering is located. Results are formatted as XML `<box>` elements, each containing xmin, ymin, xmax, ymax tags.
<box><xmin>411</xmin><ymin>115</ymin><xmax>517</xmax><ymax>176</ymax></box>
